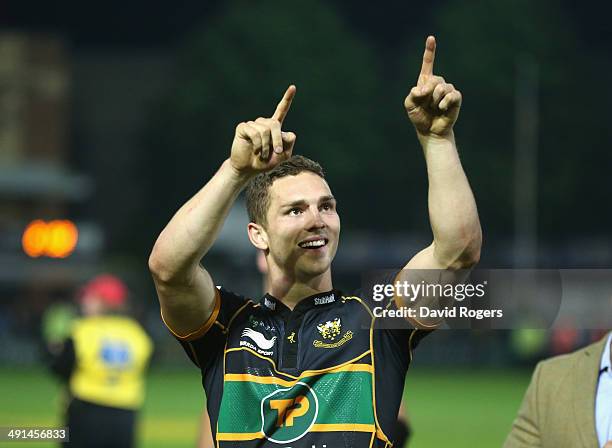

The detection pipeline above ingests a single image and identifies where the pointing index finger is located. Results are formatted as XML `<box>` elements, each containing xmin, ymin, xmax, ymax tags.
<box><xmin>419</xmin><ymin>35</ymin><xmax>436</xmax><ymax>81</ymax></box>
<box><xmin>272</xmin><ymin>85</ymin><xmax>296</xmax><ymax>123</ymax></box>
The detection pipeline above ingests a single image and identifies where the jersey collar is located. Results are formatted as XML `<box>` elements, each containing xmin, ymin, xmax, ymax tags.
<box><xmin>261</xmin><ymin>289</ymin><xmax>341</xmax><ymax>315</ymax></box>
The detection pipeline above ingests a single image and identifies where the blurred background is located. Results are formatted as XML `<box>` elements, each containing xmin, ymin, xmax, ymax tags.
<box><xmin>1</xmin><ymin>0</ymin><xmax>611</xmax><ymax>446</ymax></box>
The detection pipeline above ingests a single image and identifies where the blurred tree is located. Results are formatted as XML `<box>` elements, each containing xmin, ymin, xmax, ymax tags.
<box><xmin>144</xmin><ymin>0</ymin><xmax>389</xmax><ymax>240</ymax></box>
<box><xmin>392</xmin><ymin>0</ymin><xmax>611</xmax><ymax>241</ymax></box>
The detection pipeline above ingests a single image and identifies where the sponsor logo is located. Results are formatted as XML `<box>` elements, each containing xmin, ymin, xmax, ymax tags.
<box><xmin>314</xmin><ymin>294</ymin><xmax>335</xmax><ymax>306</ymax></box>
<box><xmin>313</xmin><ymin>318</ymin><xmax>352</xmax><ymax>349</ymax></box>
<box><xmin>242</xmin><ymin>328</ymin><xmax>277</xmax><ymax>350</ymax></box>
<box><xmin>241</xmin><ymin>328</ymin><xmax>277</xmax><ymax>356</ymax></box>
<box><xmin>248</xmin><ymin>316</ymin><xmax>277</xmax><ymax>333</ymax></box>
<box><xmin>260</xmin><ymin>382</ymin><xmax>318</xmax><ymax>443</ymax></box>
<box><xmin>287</xmin><ymin>332</ymin><xmax>296</xmax><ymax>344</ymax></box>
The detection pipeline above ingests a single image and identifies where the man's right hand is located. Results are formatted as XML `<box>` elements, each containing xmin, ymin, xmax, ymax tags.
<box><xmin>230</xmin><ymin>85</ymin><xmax>297</xmax><ymax>175</ymax></box>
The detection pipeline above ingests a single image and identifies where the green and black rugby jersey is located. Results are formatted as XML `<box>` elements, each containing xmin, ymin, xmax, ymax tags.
<box><xmin>171</xmin><ymin>286</ymin><xmax>429</xmax><ymax>448</ymax></box>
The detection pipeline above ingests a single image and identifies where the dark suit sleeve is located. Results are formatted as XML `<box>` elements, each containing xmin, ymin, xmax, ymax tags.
<box><xmin>503</xmin><ymin>362</ymin><xmax>543</xmax><ymax>448</ymax></box>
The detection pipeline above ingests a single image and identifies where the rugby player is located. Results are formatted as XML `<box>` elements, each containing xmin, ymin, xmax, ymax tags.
<box><xmin>149</xmin><ymin>35</ymin><xmax>481</xmax><ymax>447</ymax></box>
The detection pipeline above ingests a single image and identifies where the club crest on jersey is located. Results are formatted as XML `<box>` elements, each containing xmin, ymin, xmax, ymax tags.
<box><xmin>241</xmin><ymin>328</ymin><xmax>277</xmax><ymax>356</ymax></box>
<box><xmin>317</xmin><ymin>318</ymin><xmax>342</xmax><ymax>340</ymax></box>
<box><xmin>313</xmin><ymin>318</ymin><xmax>353</xmax><ymax>349</ymax></box>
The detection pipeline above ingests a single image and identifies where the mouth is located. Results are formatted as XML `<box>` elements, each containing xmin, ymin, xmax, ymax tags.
<box><xmin>298</xmin><ymin>237</ymin><xmax>329</xmax><ymax>250</ymax></box>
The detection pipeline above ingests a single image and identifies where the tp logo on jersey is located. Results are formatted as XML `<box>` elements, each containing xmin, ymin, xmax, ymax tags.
<box><xmin>260</xmin><ymin>382</ymin><xmax>318</xmax><ymax>443</ymax></box>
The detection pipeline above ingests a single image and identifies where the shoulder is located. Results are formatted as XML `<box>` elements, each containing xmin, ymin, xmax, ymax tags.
<box><xmin>212</xmin><ymin>286</ymin><xmax>261</xmax><ymax>331</ymax></box>
<box><xmin>105</xmin><ymin>315</ymin><xmax>146</xmax><ymax>332</ymax></box>
<box><xmin>530</xmin><ymin>337</ymin><xmax>605</xmax><ymax>402</ymax></box>
<box><xmin>71</xmin><ymin>316</ymin><xmax>94</xmax><ymax>335</ymax></box>
<box><xmin>116</xmin><ymin>316</ymin><xmax>153</xmax><ymax>344</ymax></box>
<box><xmin>532</xmin><ymin>348</ymin><xmax>581</xmax><ymax>391</ymax></box>
<box><xmin>537</xmin><ymin>351</ymin><xmax>578</xmax><ymax>372</ymax></box>
<box><xmin>340</xmin><ymin>293</ymin><xmax>373</xmax><ymax>310</ymax></box>
<box><xmin>538</xmin><ymin>337</ymin><xmax>604</xmax><ymax>373</ymax></box>
<box><xmin>217</xmin><ymin>286</ymin><xmax>255</xmax><ymax>308</ymax></box>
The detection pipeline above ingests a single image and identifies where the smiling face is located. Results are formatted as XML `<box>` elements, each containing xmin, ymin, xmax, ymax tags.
<box><xmin>256</xmin><ymin>172</ymin><xmax>340</xmax><ymax>281</ymax></box>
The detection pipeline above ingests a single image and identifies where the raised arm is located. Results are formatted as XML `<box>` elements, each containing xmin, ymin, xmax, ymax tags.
<box><xmin>393</xmin><ymin>37</ymin><xmax>481</xmax><ymax>328</ymax></box>
<box><xmin>403</xmin><ymin>36</ymin><xmax>481</xmax><ymax>271</ymax></box>
<box><xmin>148</xmin><ymin>86</ymin><xmax>297</xmax><ymax>336</ymax></box>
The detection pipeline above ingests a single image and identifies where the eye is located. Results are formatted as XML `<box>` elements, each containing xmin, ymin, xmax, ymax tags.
<box><xmin>288</xmin><ymin>207</ymin><xmax>303</xmax><ymax>216</ymax></box>
<box><xmin>320</xmin><ymin>202</ymin><xmax>334</xmax><ymax>212</ymax></box>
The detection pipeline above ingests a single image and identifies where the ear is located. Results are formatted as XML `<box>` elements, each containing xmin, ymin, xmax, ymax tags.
<box><xmin>247</xmin><ymin>222</ymin><xmax>269</xmax><ymax>250</ymax></box>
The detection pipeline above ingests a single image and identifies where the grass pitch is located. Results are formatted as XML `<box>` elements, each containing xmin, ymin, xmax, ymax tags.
<box><xmin>0</xmin><ymin>367</ymin><xmax>530</xmax><ymax>447</ymax></box>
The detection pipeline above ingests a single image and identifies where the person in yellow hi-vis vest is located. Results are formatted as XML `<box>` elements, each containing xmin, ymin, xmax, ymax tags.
<box><xmin>48</xmin><ymin>274</ymin><xmax>153</xmax><ymax>448</ymax></box>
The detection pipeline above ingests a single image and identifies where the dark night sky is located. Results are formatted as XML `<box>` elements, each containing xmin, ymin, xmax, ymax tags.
<box><xmin>2</xmin><ymin>0</ymin><xmax>612</xmax><ymax>256</ymax></box>
<box><xmin>2</xmin><ymin>0</ymin><xmax>610</xmax><ymax>50</ymax></box>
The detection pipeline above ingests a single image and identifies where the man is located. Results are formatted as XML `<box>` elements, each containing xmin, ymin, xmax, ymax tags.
<box><xmin>149</xmin><ymin>36</ymin><xmax>481</xmax><ymax>447</ymax></box>
<box><xmin>48</xmin><ymin>274</ymin><xmax>153</xmax><ymax>448</ymax></box>
<box><xmin>504</xmin><ymin>331</ymin><xmax>612</xmax><ymax>448</ymax></box>
<box><xmin>197</xmin><ymin>251</ymin><xmax>411</xmax><ymax>447</ymax></box>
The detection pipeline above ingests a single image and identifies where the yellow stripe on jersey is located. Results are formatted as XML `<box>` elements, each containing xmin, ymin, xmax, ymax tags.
<box><xmin>216</xmin><ymin>431</ymin><xmax>264</xmax><ymax>441</ymax></box>
<box><xmin>215</xmin><ymin>425</ymin><xmax>376</xmax><ymax>441</ymax></box>
<box><xmin>161</xmin><ymin>288</ymin><xmax>221</xmax><ymax>341</ymax></box>
<box><xmin>224</xmin><ymin>362</ymin><xmax>373</xmax><ymax>386</ymax></box>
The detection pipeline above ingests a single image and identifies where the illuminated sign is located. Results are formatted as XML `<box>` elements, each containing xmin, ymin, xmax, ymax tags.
<box><xmin>22</xmin><ymin>219</ymin><xmax>79</xmax><ymax>258</ymax></box>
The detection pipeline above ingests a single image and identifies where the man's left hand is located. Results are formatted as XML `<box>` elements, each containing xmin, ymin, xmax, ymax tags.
<box><xmin>404</xmin><ymin>36</ymin><xmax>462</xmax><ymax>139</ymax></box>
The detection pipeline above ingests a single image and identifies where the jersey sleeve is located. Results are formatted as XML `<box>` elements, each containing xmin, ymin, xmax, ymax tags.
<box><xmin>166</xmin><ymin>287</ymin><xmax>251</xmax><ymax>371</ymax></box>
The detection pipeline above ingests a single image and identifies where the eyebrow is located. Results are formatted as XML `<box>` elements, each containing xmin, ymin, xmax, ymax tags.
<box><xmin>282</xmin><ymin>195</ymin><xmax>336</xmax><ymax>208</ymax></box>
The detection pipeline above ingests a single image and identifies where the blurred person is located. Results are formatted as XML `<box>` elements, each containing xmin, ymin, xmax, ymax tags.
<box><xmin>504</xmin><ymin>331</ymin><xmax>612</xmax><ymax>448</ymax></box>
<box><xmin>42</xmin><ymin>301</ymin><xmax>78</xmax><ymax>355</ymax></box>
<box><xmin>48</xmin><ymin>274</ymin><xmax>153</xmax><ymax>448</ymax></box>
<box><xmin>150</xmin><ymin>35</ymin><xmax>481</xmax><ymax>447</ymax></box>
<box><xmin>549</xmin><ymin>321</ymin><xmax>580</xmax><ymax>355</ymax></box>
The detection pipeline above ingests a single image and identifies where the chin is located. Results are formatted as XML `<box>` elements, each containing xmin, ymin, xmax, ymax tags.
<box><xmin>297</xmin><ymin>258</ymin><xmax>332</xmax><ymax>278</ymax></box>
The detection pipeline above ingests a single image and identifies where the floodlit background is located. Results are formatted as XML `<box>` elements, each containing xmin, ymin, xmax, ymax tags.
<box><xmin>1</xmin><ymin>0</ymin><xmax>611</xmax><ymax>446</ymax></box>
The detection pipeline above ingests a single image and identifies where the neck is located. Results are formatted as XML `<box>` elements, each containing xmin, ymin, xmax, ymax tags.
<box><xmin>268</xmin><ymin>268</ymin><xmax>333</xmax><ymax>310</ymax></box>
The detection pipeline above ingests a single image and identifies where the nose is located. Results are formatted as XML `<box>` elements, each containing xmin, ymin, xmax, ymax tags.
<box><xmin>305</xmin><ymin>206</ymin><xmax>325</xmax><ymax>231</ymax></box>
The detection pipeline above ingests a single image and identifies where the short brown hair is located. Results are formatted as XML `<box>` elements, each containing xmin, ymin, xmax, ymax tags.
<box><xmin>245</xmin><ymin>155</ymin><xmax>325</xmax><ymax>225</ymax></box>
